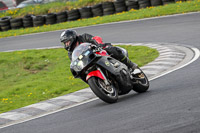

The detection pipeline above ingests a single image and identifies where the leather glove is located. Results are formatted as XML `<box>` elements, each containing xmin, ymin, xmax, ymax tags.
<box><xmin>89</xmin><ymin>44</ymin><xmax>97</xmax><ymax>49</ymax></box>
<box><xmin>101</xmin><ymin>43</ymin><xmax>112</xmax><ymax>48</ymax></box>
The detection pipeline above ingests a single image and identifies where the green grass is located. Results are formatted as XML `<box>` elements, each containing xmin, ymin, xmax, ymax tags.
<box><xmin>0</xmin><ymin>0</ymin><xmax>200</xmax><ymax>38</ymax></box>
<box><xmin>0</xmin><ymin>45</ymin><xmax>159</xmax><ymax>113</ymax></box>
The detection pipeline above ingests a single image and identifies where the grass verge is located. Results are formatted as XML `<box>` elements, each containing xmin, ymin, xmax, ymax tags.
<box><xmin>0</xmin><ymin>0</ymin><xmax>200</xmax><ymax>38</ymax></box>
<box><xmin>0</xmin><ymin>45</ymin><xmax>159</xmax><ymax>113</ymax></box>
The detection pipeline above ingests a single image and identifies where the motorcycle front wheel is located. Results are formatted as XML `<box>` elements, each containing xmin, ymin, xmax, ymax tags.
<box><xmin>88</xmin><ymin>77</ymin><xmax>118</xmax><ymax>103</ymax></box>
<box><xmin>131</xmin><ymin>67</ymin><xmax>149</xmax><ymax>93</ymax></box>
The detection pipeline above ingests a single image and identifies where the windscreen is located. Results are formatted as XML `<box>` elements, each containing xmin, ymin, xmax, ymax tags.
<box><xmin>71</xmin><ymin>43</ymin><xmax>91</xmax><ymax>61</ymax></box>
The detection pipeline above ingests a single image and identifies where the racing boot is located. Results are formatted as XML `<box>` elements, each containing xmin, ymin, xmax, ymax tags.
<box><xmin>121</xmin><ymin>56</ymin><xmax>138</xmax><ymax>71</ymax></box>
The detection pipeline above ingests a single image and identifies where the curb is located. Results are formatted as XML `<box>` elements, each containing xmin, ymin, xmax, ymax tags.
<box><xmin>0</xmin><ymin>43</ymin><xmax>194</xmax><ymax>127</ymax></box>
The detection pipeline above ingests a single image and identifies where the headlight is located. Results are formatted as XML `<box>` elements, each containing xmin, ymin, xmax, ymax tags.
<box><xmin>77</xmin><ymin>60</ymin><xmax>84</xmax><ymax>70</ymax></box>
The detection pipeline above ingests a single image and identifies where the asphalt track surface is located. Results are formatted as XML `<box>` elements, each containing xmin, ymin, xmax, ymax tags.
<box><xmin>0</xmin><ymin>12</ymin><xmax>200</xmax><ymax>133</ymax></box>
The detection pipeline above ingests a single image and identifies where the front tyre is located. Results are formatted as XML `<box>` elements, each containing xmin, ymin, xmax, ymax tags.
<box><xmin>88</xmin><ymin>77</ymin><xmax>118</xmax><ymax>103</ymax></box>
<box><xmin>132</xmin><ymin>67</ymin><xmax>149</xmax><ymax>93</ymax></box>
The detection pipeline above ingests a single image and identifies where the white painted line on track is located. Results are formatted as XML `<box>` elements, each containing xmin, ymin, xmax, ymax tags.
<box><xmin>0</xmin><ymin>46</ymin><xmax>199</xmax><ymax>130</ymax></box>
<box><xmin>2</xmin><ymin>46</ymin><xmax>63</xmax><ymax>53</ymax></box>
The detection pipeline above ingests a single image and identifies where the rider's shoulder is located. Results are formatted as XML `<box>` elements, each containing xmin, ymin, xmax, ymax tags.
<box><xmin>81</xmin><ymin>33</ymin><xmax>93</xmax><ymax>37</ymax></box>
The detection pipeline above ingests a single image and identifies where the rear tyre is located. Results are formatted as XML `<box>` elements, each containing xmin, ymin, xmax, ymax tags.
<box><xmin>131</xmin><ymin>67</ymin><xmax>149</xmax><ymax>93</ymax></box>
<box><xmin>88</xmin><ymin>77</ymin><xmax>118</xmax><ymax>103</ymax></box>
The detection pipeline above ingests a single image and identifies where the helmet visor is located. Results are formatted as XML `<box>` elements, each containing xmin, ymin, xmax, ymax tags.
<box><xmin>64</xmin><ymin>40</ymin><xmax>71</xmax><ymax>47</ymax></box>
<box><xmin>63</xmin><ymin>39</ymin><xmax>74</xmax><ymax>51</ymax></box>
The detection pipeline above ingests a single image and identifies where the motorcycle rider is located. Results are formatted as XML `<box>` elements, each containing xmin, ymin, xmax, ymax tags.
<box><xmin>60</xmin><ymin>30</ymin><xmax>137</xmax><ymax>70</ymax></box>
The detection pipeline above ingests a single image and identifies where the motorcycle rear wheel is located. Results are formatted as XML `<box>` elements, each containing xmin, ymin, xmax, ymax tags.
<box><xmin>132</xmin><ymin>67</ymin><xmax>149</xmax><ymax>93</ymax></box>
<box><xmin>88</xmin><ymin>77</ymin><xmax>118</xmax><ymax>103</ymax></box>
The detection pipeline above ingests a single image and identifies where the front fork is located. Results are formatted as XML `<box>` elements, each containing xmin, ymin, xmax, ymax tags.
<box><xmin>86</xmin><ymin>67</ymin><xmax>110</xmax><ymax>86</ymax></box>
<box><xmin>97</xmin><ymin>67</ymin><xmax>110</xmax><ymax>86</ymax></box>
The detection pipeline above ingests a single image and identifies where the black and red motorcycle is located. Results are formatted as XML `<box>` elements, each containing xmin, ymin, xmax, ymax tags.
<box><xmin>70</xmin><ymin>43</ymin><xmax>149</xmax><ymax>103</ymax></box>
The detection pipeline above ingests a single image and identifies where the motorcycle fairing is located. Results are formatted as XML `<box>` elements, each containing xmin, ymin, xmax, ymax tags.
<box><xmin>95</xmin><ymin>56</ymin><xmax>132</xmax><ymax>90</ymax></box>
<box><xmin>96</xmin><ymin>56</ymin><xmax>127</xmax><ymax>76</ymax></box>
<box><xmin>70</xmin><ymin>49</ymin><xmax>96</xmax><ymax>78</ymax></box>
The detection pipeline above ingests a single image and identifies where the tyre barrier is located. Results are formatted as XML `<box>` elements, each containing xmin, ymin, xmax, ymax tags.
<box><xmin>10</xmin><ymin>18</ymin><xmax>23</xmax><ymax>29</ymax></box>
<box><xmin>33</xmin><ymin>15</ymin><xmax>45</xmax><ymax>27</ymax></box>
<box><xmin>79</xmin><ymin>7</ymin><xmax>93</xmax><ymax>19</ymax></box>
<box><xmin>126</xmin><ymin>0</ymin><xmax>139</xmax><ymax>10</ymax></box>
<box><xmin>45</xmin><ymin>13</ymin><xmax>57</xmax><ymax>25</ymax></box>
<box><xmin>102</xmin><ymin>2</ymin><xmax>115</xmax><ymax>15</ymax></box>
<box><xmin>23</xmin><ymin>14</ymin><xmax>33</xmax><ymax>28</ymax></box>
<box><xmin>68</xmin><ymin>9</ymin><xmax>81</xmax><ymax>21</ymax></box>
<box><xmin>0</xmin><ymin>0</ymin><xmax>186</xmax><ymax>32</ymax></box>
<box><xmin>0</xmin><ymin>16</ymin><xmax>11</xmax><ymax>31</ymax></box>
<box><xmin>114</xmin><ymin>0</ymin><xmax>127</xmax><ymax>13</ymax></box>
<box><xmin>138</xmin><ymin>0</ymin><xmax>151</xmax><ymax>9</ymax></box>
<box><xmin>91</xmin><ymin>4</ymin><xmax>103</xmax><ymax>17</ymax></box>
<box><xmin>151</xmin><ymin>0</ymin><xmax>163</xmax><ymax>6</ymax></box>
<box><xmin>56</xmin><ymin>11</ymin><xmax>68</xmax><ymax>23</ymax></box>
